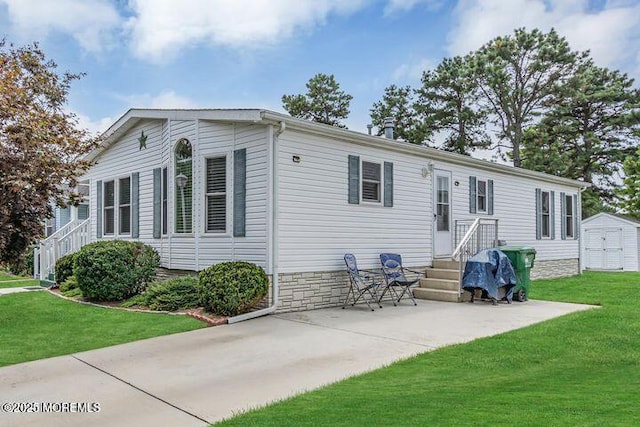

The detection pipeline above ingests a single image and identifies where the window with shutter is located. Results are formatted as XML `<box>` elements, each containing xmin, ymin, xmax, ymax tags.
<box><xmin>119</xmin><ymin>176</ymin><xmax>131</xmax><ymax>234</ymax></box>
<box><xmin>477</xmin><ymin>179</ymin><xmax>487</xmax><ymax>213</ymax></box>
<box><xmin>205</xmin><ymin>156</ymin><xmax>227</xmax><ymax>233</ymax></box>
<box><xmin>362</xmin><ymin>161</ymin><xmax>381</xmax><ymax>202</ymax></box>
<box><xmin>104</xmin><ymin>180</ymin><xmax>115</xmax><ymax>235</ymax></box>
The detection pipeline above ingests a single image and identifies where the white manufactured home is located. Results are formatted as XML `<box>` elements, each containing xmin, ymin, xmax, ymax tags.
<box><xmin>582</xmin><ymin>213</ymin><xmax>640</xmax><ymax>271</ymax></box>
<box><xmin>36</xmin><ymin>109</ymin><xmax>588</xmax><ymax>312</ymax></box>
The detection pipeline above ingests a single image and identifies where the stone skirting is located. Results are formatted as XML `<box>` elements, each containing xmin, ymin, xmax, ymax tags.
<box><xmin>270</xmin><ymin>267</ymin><xmax>429</xmax><ymax>313</ymax></box>
<box><xmin>530</xmin><ymin>258</ymin><xmax>579</xmax><ymax>280</ymax></box>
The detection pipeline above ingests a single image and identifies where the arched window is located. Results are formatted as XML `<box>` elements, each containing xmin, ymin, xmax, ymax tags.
<box><xmin>174</xmin><ymin>138</ymin><xmax>193</xmax><ymax>233</ymax></box>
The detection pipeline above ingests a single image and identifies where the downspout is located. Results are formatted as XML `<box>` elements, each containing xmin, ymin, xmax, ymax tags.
<box><xmin>578</xmin><ymin>186</ymin><xmax>587</xmax><ymax>273</ymax></box>
<box><xmin>228</xmin><ymin>120</ymin><xmax>285</xmax><ymax>323</ymax></box>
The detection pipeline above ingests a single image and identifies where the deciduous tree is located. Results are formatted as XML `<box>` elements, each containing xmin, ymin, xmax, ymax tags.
<box><xmin>617</xmin><ymin>147</ymin><xmax>640</xmax><ymax>219</ymax></box>
<box><xmin>0</xmin><ymin>41</ymin><xmax>95</xmax><ymax>264</ymax></box>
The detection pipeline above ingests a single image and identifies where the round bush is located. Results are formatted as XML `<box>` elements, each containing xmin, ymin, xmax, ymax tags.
<box><xmin>55</xmin><ymin>252</ymin><xmax>77</xmax><ymax>285</ymax></box>
<box><xmin>144</xmin><ymin>276</ymin><xmax>202</xmax><ymax>311</ymax></box>
<box><xmin>75</xmin><ymin>240</ymin><xmax>160</xmax><ymax>301</ymax></box>
<box><xmin>199</xmin><ymin>261</ymin><xmax>268</xmax><ymax>316</ymax></box>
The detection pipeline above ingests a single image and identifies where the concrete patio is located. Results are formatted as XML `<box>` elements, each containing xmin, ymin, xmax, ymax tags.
<box><xmin>0</xmin><ymin>299</ymin><xmax>594</xmax><ymax>427</ymax></box>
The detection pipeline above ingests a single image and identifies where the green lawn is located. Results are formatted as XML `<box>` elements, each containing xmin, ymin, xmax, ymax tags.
<box><xmin>0</xmin><ymin>291</ymin><xmax>206</xmax><ymax>367</ymax></box>
<box><xmin>0</xmin><ymin>272</ymin><xmax>32</xmax><ymax>284</ymax></box>
<box><xmin>216</xmin><ymin>272</ymin><xmax>640</xmax><ymax>426</ymax></box>
<box><xmin>0</xmin><ymin>277</ymin><xmax>41</xmax><ymax>288</ymax></box>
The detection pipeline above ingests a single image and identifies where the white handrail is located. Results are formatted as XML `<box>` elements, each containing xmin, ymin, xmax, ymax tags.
<box><xmin>36</xmin><ymin>218</ymin><xmax>91</xmax><ymax>281</ymax></box>
<box><xmin>452</xmin><ymin>217</ymin><xmax>481</xmax><ymax>260</ymax></box>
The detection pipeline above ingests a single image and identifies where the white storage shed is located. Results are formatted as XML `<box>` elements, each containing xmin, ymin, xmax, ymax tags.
<box><xmin>582</xmin><ymin>213</ymin><xmax>640</xmax><ymax>271</ymax></box>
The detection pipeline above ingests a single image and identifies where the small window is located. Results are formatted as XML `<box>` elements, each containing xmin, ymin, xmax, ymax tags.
<box><xmin>362</xmin><ymin>161</ymin><xmax>381</xmax><ymax>202</ymax></box>
<box><xmin>77</xmin><ymin>204</ymin><xmax>89</xmax><ymax>221</ymax></box>
<box><xmin>565</xmin><ymin>194</ymin><xmax>574</xmax><ymax>238</ymax></box>
<box><xmin>477</xmin><ymin>180</ymin><xmax>487</xmax><ymax>213</ymax></box>
<box><xmin>119</xmin><ymin>177</ymin><xmax>131</xmax><ymax>234</ymax></box>
<box><xmin>104</xmin><ymin>180</ymin><xmax>115</xmax><ymax>235</ymax></box>
<box><xmin>162</xmin><ymin>167</ymin><xmax>168</xmax><ymax>235</ymax></box>
<box><xmin>205</xmin><ymin>157</ymin><xmax>227</xmax><ymax>233</ymax></box>
<box><xmin>541</xmin><ymin>191</ymin><xmax>551</xmax><ymax>238</ymax></box>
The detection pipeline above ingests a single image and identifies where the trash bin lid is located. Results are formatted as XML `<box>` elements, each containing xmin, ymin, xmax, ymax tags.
<box><xmin>497</xmin><ymin>246</ymin><xmax>537</xmax><ymax>254</ymax></box>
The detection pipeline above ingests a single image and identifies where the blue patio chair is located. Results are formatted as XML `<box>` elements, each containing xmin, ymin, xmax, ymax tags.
<box><xmin>343</xmin><ymin>253</ymin><xmax>382</xmax><ymax>311</ymax></box>
<box><xmin>379</xmin><ymin>253</ymin><xmax>421</xmax><ymax>306</ymax></box>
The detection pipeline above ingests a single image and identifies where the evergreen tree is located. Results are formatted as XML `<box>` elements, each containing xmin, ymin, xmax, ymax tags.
<box><xmin>617</xmin><ymin>147</ymin><xmax>640</xmax><ymax>220</ymax></box>
<box><xmin>282</xmin><ymin>73</ymin><xmax>352</xmax><ymax>128</ymax></box>
<box><xmin>369</xmin><ymin>84</ymin><xmax>429</xmax><ymax>143</ymax></box>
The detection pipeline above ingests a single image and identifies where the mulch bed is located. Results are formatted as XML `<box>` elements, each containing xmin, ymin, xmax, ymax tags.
<box><xmin>48</xmin><ymin>287</ymin><xmax>228</xmax><ymax>326</ymax></box>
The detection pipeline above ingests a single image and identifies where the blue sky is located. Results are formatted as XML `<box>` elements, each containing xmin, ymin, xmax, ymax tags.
<box><xmin>1</xmin><ymin>0</ymin><xmax>639</xmax><ymax>136</ymax></box>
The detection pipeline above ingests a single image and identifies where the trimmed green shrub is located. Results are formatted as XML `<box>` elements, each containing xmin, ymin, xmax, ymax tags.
<box><xmin>75</xmin><ymin>240</ymin><xmax>160</xmax><ymax>301</ymax></box>
<box><xmin>55</xmin><ymin>253</ymin><xmax>77</xmax><ymax>285</ymax></box>
<box><xmin>144</xmin><ymin>276</ymin><xmax>202</xmax><ymax>311</ymax></box>
<box><xmin>199</xmin><ymin>261</ymin><xmax>268</xmax><ymax>316</ymax></box>
<box><xmin>59</xmin><ymin>276</ymin><xmax>78</xmax><ymax>292</ymax></box>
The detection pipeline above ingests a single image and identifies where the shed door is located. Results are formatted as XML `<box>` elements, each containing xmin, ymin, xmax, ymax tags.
<box><xmin>585</xmin><ymin>228</ymin><xmax>623</xmax><ymax>270</ymax></box>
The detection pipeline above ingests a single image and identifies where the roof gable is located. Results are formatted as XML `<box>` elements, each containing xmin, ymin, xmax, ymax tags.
<box><xmin>583</xmin><ymin>212</ymin><xmax>640</xmax><ymax>227</ymax></box>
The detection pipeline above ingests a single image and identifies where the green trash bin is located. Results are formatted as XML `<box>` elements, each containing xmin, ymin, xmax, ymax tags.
<box><xmin>497</xmin><ymin>246</ymin><xmax>536</xmax><ymax>302</ymax></box>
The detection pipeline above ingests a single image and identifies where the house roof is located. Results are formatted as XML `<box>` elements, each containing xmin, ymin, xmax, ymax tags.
<box><xmin>583</xmin><ymin>212</ymin><xmax>640</xmax><ymax>227</ymax></box>
<box><xmin>89</xmin><ymin>108</ymin><xmax>590</xmax><ymax>189</ymax></box>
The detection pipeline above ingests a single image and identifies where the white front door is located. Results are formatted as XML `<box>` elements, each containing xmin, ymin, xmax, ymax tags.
<box><xmin>434</xmin><ymin>169</ymin><xmax>452</xmax><ymax>257</ymax></box>
<box><xmin>585</xmin><ymin>228</ymin><xmax>623</xmax><ymax>270</ymax></box>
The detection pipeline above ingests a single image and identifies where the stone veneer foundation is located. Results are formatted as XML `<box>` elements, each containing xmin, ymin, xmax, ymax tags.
<box><xmin>268</xmin><ymin>258</ymin><xmax>580</xmax><ymax>313</ymax></box>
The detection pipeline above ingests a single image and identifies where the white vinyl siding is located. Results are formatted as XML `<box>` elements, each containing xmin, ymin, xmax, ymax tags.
<box><xmin>205</xmin><ymin>156</ymin><xmax>227</xmax><ymax>233</ymax></box>
<box><xmin>581</xmin><ymin>213</ymin><xmax>640</xmax><ymax>271</ymax></box>
<box><xmin>362</xmin><ymin>160</ymin><xmax>381</xmax><ymax>203</ymax></box>
<box><xmin>277</xmin><ymin>129</ymin><xmax>431</xmax><ymax>273</ymax></box>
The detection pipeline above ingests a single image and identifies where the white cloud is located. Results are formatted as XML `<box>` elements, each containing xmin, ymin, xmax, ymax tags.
<box><xmin>125</xmin><ymin>0</ymin><xmax>365</xmax><ymax>62</ymax></box>
<box><xmin>0</xmin><ymin>0</ymin><xmax>120</xmax><ymax>51</ymax></box>
<box><xmin>447</xmin><ymin>0</ymin><xmax>640</xmax><ymax>73</ymax></box>
<box><xmin>392</xmin><ymin>57</ymin><xmax>434</xmax><ymax>82</ymax></box>
<box><xmin>384</xmin><ymin>0</ymin><xmax>442</xmax><ymax>16</ymax></box>
<box><xmin>74</xmin><ymin>113</ymin><xmax>114</xmax><ymax>136</ymax></box>
<box><xmin>119</xmin><ymin>90</ymin><xmax>201</xmax><ymax>109</ymax></box>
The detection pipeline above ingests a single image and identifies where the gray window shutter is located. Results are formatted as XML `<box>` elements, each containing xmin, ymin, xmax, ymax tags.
<box><xmin>153</xmin><ymin>168</ymin><xmax>161</xmax><ymax>239</ymax></box>
<box><xmin>560</xmin><ymin>191</ymin><xmax>566</xmax><ymax>240</ymax></box>
<box><xmin>535</xmin><ymin>188</ymin><xmax>542</xmax><ymax>240</ymax></box>
<box><xmin>96</xmin><ymin>180</ymin><xmax>103</xmax><ymax>239</ymax></box>
<box><xmin>469</xmin><ymin>176</ymin><xmax>477</xmax><ymax>214</ymax></box>
<box><xmin>234</xmin><ymin>148</ymin><xmax>247</xmax><ymax>237</ymax></box>
<box><xmin>132</xmin><ymin>172</ymin><xmax>140</xmax><ymax>238</ymax></box>
<box><xmin>487</xmin><ymin>179</ymin><xmax>494</xmax><ymax>215</ymax></box>
<box><xmin>384</xmin><ymin>161</ymin><xmax>393</xmax><ymax>207</ymax></box>
<box><xmin>550</xmin><ymin>190</ymin><xmax>556</xmax><ymax>239</ymax></box>
<box><xmin>573</xmin><ymin>195</ymin><xmax>579</xmax><ymax>240</ymax></box>
<box><xmin>348</xmin><ymin>155</ymin><xmax>360</xmax><ymax>204</ymax></box>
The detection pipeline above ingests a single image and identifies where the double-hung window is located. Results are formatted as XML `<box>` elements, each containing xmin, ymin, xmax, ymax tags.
<box><xmin>565</xmin><ymin>194</ymin><xmax>574</xmax><ymax>238</ymax></box>
<box><xmin>103</xmin><ymin>180</ymin><xmax>115</xmax><ymax>235</ymax></box>
<box><xmin>205</xmin><ymin>156</ymin><xmax>227</xmax><ymax>233</ymax></box>
<box><xmin>541</xmin><ymin>190</ymin><xmax>551</xmax><ymax>238</ymax></box>
<box><xmin>119</xmin><ymin>177</ymin><xmax>131</xmax><ymax>234</ymax></box>
<box><xmin>362</xmin><ymin>161</ymin><xmax>381</xmax><ymax>203</ymax></box>
<box><xmin>477</xmin><ymin>180</ymin><xmax>487</xmax><ymax>213</ymax></box>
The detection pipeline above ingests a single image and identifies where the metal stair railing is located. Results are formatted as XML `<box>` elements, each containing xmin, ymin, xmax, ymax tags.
<box><xmin>451</xmin><ymin>218</ymin><xmax>499</xmax><ymax>298</ymax></box>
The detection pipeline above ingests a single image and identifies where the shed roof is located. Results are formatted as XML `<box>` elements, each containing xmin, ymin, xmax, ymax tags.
<box><xmin>583</xmin><ymin>212</ymin><xmax>640</xmax><ymax>227</ymax></box>
<box><xmin>89</xmin><ymin>108</ymin><xmax>590</xmax><ymax>190</ymax></box>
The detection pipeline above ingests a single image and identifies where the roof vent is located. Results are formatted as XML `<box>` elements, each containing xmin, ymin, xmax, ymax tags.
<box><xmin>383</xmin><ymin>117</ymin><xmax>394</xmax><ymax>139</ymax></box>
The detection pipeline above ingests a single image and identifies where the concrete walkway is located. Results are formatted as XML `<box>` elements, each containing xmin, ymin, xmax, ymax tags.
<box><xmin>0</xmin><ymin>286</ymin><xmax>45</xmax><ymax>295</ymax></box>
<box><xmin>0</xmin><ymin>300</ymin><xmax>594</xmax><ymax>427</ymax></box>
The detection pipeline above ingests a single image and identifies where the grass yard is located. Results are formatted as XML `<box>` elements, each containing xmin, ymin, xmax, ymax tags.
<box><xmin>0</xmin><ymin>272</ymin><xmax>34</xmax><ymax>286</ymax></box>
<box><xmin>0</xmin><ymin>290</ymin><xmax>206</xmax><ymax>367</ymax></box>
<box><xmin>216</xmin><ymin>272</ymin><xmax>640</xmax><ymax>426</ymax></box>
